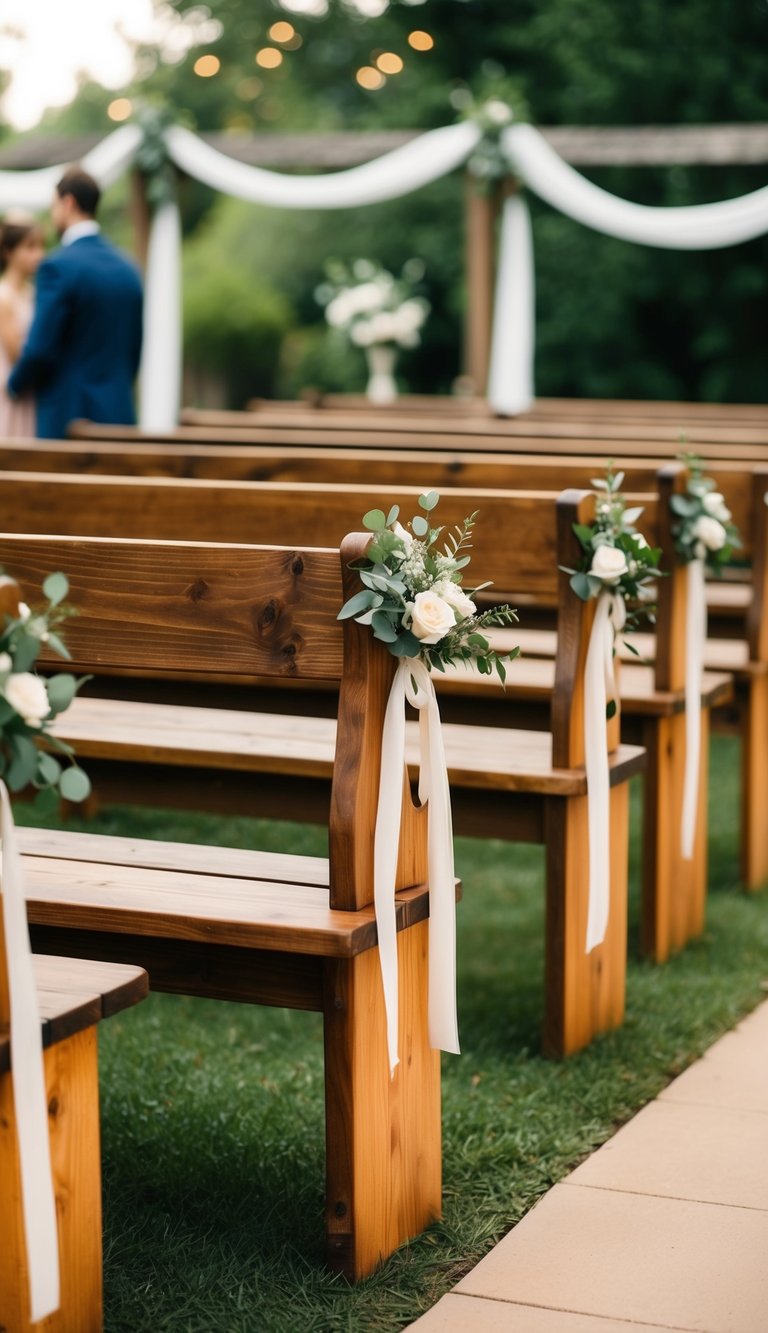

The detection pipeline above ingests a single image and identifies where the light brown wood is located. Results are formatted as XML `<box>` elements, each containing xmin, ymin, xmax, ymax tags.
<box><xmin>464</xmin><ymin>177</ymin><xmax>498</xmax><ymax>393</ymax></box>
<box><xmin>544</xmin><ymin>782</ymin><xmax>629</xmax><ymax>1056</ymax></box>
<box><xmin>324</xmin><ymin>919</ymin><xmax>440</xmax><ymax>1280</ymax></box>
<box><xmin>0</xmin><ymin>1027</ymin><xmax>102</xmax><ymax>1333</ymax></box>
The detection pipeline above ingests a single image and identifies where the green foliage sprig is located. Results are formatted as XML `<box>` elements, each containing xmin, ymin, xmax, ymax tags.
<box><xmin>672</xmin><ymin>455</ymin><xmax>742</xmax><ymax>572</ymax></box>
<box><xmin>134</xmin><ymin>104</ymin><xmax>176</xmax><ymax>210</ymax></box>
<box><xmin>562</xmin><ymin>467</ymin><xmax>663</xmax><ymax>627</ymax></box>
<box><xmin>0</xmin><ymin>572</ymin><xmax>91</xmax><ymax>801</ymax></box>
<box><xmin>338</xmin><ymin>492</ymin><xmax>519</xmax><ymax>683</ymax></box>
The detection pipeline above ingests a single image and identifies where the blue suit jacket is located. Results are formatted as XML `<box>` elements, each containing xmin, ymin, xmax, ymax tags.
<box><xmin>9</xmin><ymin>234</ymin><xmax>143</xmax><ymax>440</ymax></box>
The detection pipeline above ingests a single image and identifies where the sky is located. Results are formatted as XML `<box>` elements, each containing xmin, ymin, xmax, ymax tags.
<box><xmin>0</xmin><ymin>0</ymin><xmax>221</xmax><ymax>130</ymax></box>
<box><xmin>0</xmin><ymin>0</ymin><xmax>423</xmax><ymax>131</ymax></box>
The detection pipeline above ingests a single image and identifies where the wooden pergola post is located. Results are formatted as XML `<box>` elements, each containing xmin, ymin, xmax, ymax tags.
<box><xmin>129</xmin><ymin>168</ymin><xmax>151</xmax><ymax>271</ymax></box>
<box><xmin>463</xmin><ymin>174</ymin><xmax>499</xmax><ymax>398</ymax></box>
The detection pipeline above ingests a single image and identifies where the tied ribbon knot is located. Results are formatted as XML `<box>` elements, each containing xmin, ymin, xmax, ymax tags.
<box><xmin>682</xmin><ymin>557</ymin><xmax>706</xmax><ymax>861</ymax></box>
<box><xmin>0</xmin><ymin>780</ymin><xmax>60</xmax><ymax>1322</ymax></box>
<box><xmin>374</xmin><ymin>658</ymin><xmax>459</xmax><ymax>1075</ymax></box>
<box><xmin>584</xmin><ymin>591</ymin><xmax>625</xmax><ymax>953</ymax></box>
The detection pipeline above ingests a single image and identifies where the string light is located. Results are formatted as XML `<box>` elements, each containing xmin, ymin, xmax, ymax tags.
<box><xmin>376</xmin><ymin>52</ymin><xmax>403</xmax><ymax>74</ymax></box>
<box><xmin>193</xmin><ymin>54</ymin><xmax>221</xmax><ymax>77</ymax></box>
<box><xmin>107</xmin><ymin>97</ymin><xmax>132</xmax><ymax>121</ymax></box>
<box><xmin>356</xmin><ymin>66</ymin><xmax>386</xmax><ymax>90</ymax></box>
<box><xmin>269</xmin><ymin>21</ymin><xmax>295</xmax><ymax>43</ymax></box>
<box><xmin>408</xmin><ymin>31</ymin><xmax>434</xmax><ymax>51</ymax></box>
<box><xmin>255</xmin><ymin>47</ymin><xmax>283</xmax><ymax>68</ymax></box>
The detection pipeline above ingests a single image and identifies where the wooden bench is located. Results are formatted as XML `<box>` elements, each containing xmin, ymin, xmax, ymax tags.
<box><xmin>2</xmin><ymin>537</ymin><xmax>461</xmax><ymax>1282</ymax></box>
<box><xmin>1</xmin><ymin>946</ymin><xmax>146</xmax><ymax>1331</ymax></box>
<box><xmin>0</xmin><ymin>465</ymin><xmax>732</xmax><ymax>960</ymax></box>
<box><xmin>1</xmin><ymin>496</ymin><xmax>643</xmax><ymax>1062</ymax></box>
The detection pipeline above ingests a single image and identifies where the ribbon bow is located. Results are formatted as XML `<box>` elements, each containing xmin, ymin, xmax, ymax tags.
<box><xmin>374</xmin><ymin>658</ymin><xmax>460</xmax><ymax>1074</ymax></box>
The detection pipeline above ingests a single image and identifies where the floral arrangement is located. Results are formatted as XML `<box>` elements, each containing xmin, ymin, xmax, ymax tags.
<box><xmin>0</xmin><ymin>571</ymin><xmax>91</xmax><ymax>801</ymax></box>
<box><xmin>564</xmin><ymin>467</ymin><xmax>663</xmax><ymax>617</ymax></box>
<box><xmin>316</xmin><ymin>258</ymin><xmax>429</xmax><ymax>350</ymax></box>
<box><xmin>338</xmin><ymin>491</ymin><xmax>519</xmax><ymax>682</ymax></box>
<box><xmin>671</xmin><ymin>457</ymin><xmax>741</xmax><ymax>571</ymax></box>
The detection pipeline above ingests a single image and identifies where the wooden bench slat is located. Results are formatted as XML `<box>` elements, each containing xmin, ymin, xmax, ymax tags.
<box><xmin>22</xmin><ymin>854</ymin><xmax>435</xmax><ymax>958</ymax></box>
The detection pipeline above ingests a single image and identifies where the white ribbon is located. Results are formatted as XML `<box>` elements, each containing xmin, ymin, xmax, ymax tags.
<box><xmin>0</xmin><ymin>780</ymin><xmax>59</xmax><ymax>1323</ymax></box>
<box><xmin>682</xmin><ymin>558</ymin><xmax>706</xmax><ymax>860</ymax></box>
<box><xmin>584</xmin><ymin>591</ymin><xmax>625</xmax><ymax>953</ymax></box>
<box><xmin>375</xmin><ymin>658</ymin><xmax>459</xmax><ymax>1074</ymax></box>
<box><xmin>0</xmin><ymin>124</ymin><xmax>143</xmax><ymax>211</ymax></box>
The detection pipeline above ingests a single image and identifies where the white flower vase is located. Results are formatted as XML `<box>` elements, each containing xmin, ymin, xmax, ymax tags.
<box><xmin>365</xmin><ymin>343</ymin><xmax>398</xmax><ymax>405</ymax></box>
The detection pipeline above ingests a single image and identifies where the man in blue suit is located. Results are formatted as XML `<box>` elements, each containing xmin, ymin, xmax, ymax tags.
<box><xmin>8</xmin><ymin>167</ymin><xmax>143</xmax><ymax>439</ymax></box>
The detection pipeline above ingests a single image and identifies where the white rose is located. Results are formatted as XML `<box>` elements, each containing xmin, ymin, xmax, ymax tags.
<box><xmin>590</xmin><ymin>544</ymin><xmax>628</xmax><ymax>584</ymax></box>
<box><xmin>440</xmin><ymin>580</ymin><xmax>477</xmax><ymax>620</ymax></box>
<box><xmin>702</xmin><ymin>491</ymin><xmax>731</xmax><ymax>523</ymax></box>
<box><xmin>17</xmin><ymin>602</ymin><xmax>31</xmax><ymax>620</ymax></box>
<box><xmin>0</xmin><ymin>651</ymin><xmax>11</xmax><ymax>673</ymax></box>
<box><xmin>4</xmin><ymin>671</ymin><xmax>49</xmax><ymax>727</ymax></box>
<box><xmin>408</xmin><ymin>591</ymin><xmax>456</xmax><ymax>644</ymax></box>
<box><xmin>692</xmin><ymin>514</ymin><xmax>727</xmax><ymax>551</ymax></box>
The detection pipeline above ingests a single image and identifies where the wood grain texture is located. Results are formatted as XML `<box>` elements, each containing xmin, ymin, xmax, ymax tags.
<box><xmin>323</xmin><ymin>918</ymin><xmax>440</xmax><ymax>1280</ymax></box>
<box><xmin>740</xmin><ymin>671</ymin><xmax>768</xmax><ymax>890</ymax></box>
<box><xmin>543</xmin><ymin>784</ymin><xmax>628</xmax><ymax>1057</ymax></box>
<box><xmin>0</xmin><ymin>534</ymin><xmax>344</xmax><ymax>680</ymax></box>
<box><xmin>746</xmin><ymin>467</ymin><xmax>768</xmax><ymax>662</ymax></box>
<box><xmin>0</xmin><ymin>1027</ymin><xmax>102</xmax><ymax>1333</ymax></box>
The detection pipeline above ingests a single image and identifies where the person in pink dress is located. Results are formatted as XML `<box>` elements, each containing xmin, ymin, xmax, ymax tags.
<box><xmin>0</xmin><ymin>214</ymin><xmax>46</xmax><ymax>437</ymax></box>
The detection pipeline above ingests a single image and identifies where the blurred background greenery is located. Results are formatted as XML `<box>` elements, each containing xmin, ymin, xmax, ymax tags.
<box><xmin>2</xmin><ymin>0</ymin><xmax>767</xmax><ymax>405</ymax></box>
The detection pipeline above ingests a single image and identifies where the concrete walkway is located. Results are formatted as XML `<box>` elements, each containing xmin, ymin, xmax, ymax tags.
<box><xmin>409</xmin><ymin>1000</ymin><xmax>768</xmax><ymax>1333</ymax></box>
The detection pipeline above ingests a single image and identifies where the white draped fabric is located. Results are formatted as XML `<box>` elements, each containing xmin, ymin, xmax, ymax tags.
<box><xmin>0</xmin><ymin>124</ymin><xmax>143</xmax><ymax>211</ymax></box>
<box><xmin>0</xmin><ymin>782</ymin><xmax>60</xmax><ymax>1323</ymax></box>
<box><xmin>503</xmin><ymin>123</ymin><xmax>768</xmax><ymax>250</ymax></box>
<box><xmin>164</xmin><ymin>121</ymin><xmax>482</xmax><ymax>209</ymax></box>
<box><xmin>486</xmin><ymin>191</ymin><xmax>535</xmax><ymax>415</ymax></box>
<box><xmin>583</xmin><ymin>592</ymin><xmax>625</xmax><ymax>953</ymax></box>
<box><xmin>138</xmin><ymin>197</ymin><xmax>183</xmax><ymax>432</ymax></box>
<box><xmin>682</xmin><ymin>558</ymin><xmax>707</xmax><ymax>860</ymax></box>
<box><xmin>374</xmin><ymin>658</ymin><xmax>459</xmax><ymax>1075</ymax></box>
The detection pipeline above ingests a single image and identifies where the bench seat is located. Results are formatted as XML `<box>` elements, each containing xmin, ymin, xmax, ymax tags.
<box><xmin>499</xmin><ymin>627</ymin><xmax>765</xmax><ymax>682</ymax></box>
<box><xmin>0</xmin><ymin>954</ymin><xmax>147</xmax><ymax>1074</ymax></box>
<box><xmin>51</xmin><ymin>697</ymin><xmax>644</xmax><ymax>798</ymax></box>
<box><xmin>17</xmin><ymin>828</ymin><xmax>434</xmax><ymax>960</ymax></box>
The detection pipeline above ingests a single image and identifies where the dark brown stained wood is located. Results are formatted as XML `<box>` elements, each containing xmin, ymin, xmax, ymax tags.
<box><xmin>67</xmin><ymin>417</ymin><xmax>768</xmax><ymax>451</ymax></box>
<box><xmin>29</xmin><ymin>927</ymin><xmax>326</xmax><ymax>1011</ymax></box>
<box><xmin>654</xmin><ymin>464</ymin><xmax>688</xmax><ymax>693</ymax></box>
<box><xmin>232</xmin><ymin>396</ymin><xmax>768</xmax><ymax>425</ymax></box>
<box><xmin>747</xmin><ymin>467</ymin><xmax>768</xmax><ymax>663</ymax></box>
<box><xmin>0</xmin><ymin>533</ymin><xmax>345</xmax><ymax>679</ymax></box>
<box><xmin>0</xmin><ymin>474</ymin><xmax>658</xmax><ymax>603</ymax></box>
<box><xmin>0</xmin><ymin>956</ymin><xmax>147</xmax><ymax>1073</ymax></box>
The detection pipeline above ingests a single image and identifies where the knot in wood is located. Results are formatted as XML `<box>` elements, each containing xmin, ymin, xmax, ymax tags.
<box><xmin>290</xmin><ymin>554</ymin><xmax>305</xmax><ymax>577</ymax></box>
<box><xmin>48</xmin><ymin>1095</ymin><xmax>60</xmax><ymax>1117</ymax></box>
<box><xmin>184</xmin><ymin>577</ymin><xmax>209</xmax><ymax>603</ymax></box>
<box><xmin>255</xmin><ymin>598</ymin><xmax>281</xmax><ymax>635</ymax></box>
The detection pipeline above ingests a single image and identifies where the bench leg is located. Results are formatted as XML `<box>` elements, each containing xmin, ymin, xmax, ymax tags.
<box><xmin>741</xmin><ymin>672</ymin><xmax>768</xmax><ymax>891</ymax></box>
<box><xmin>543</xmin><ymin>784</ymin><xmax>628</xmax><ymax>1057</ymax></box>
<box><xmin>323</xmin><ymin>919</ymin><xmax>441</xmax><ymax>1281</ymax></box>
<box><xmin>0</xmin><ymin>1027</ymin><xmax>103</xmax><ymax>1332</ymax></box>
<box><xmin>641</xmin><ymin>711</ymin><xmax>709</xmax><ymax>962</ymax></box>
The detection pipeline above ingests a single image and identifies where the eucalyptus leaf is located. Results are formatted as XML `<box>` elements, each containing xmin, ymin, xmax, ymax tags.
<box><xmin>42</xmin><ymin>571</ymin><xmax>69</xmax><ymax>606</ymax></box>
<box><xmin>44</xmin><ymin>631</ymin><xmax>71</xmax><ymax>660</ymax></box>
<box><xmin>12</xmin><ymin>635</ymin><xmax>39</xmax><ymax>672</ymax></box>
<box><xmin>385</xmin><ymin>505</ymin><xmax>400</xmax><ymax>527</ymax></box>
<box><xmin>59</xmin><ymin>766</ymin><xmax>92</xmax><ymax>803</ymax></box>
<box><xmin>362</xmin><ymin>509</ymin><xmax>386</xmax><ymax>531</ymax></box>
<box><xmin>46</xmin><ymin>673</ymin><xmax>77</xmax><ymax>714</ymax></box>
<box><xmin>570</xmin><ymin>571</ymin><xmax>595</xmax><ymax>601</ymax></box>
<box><xmin>338</xmin><ymin>589</ymin><xmax>376</xmax><ymax>619</ymax></box>
<box><xmin>411</xmin><ymin>515</ymin><xmax>428</xmax><ymax>537</ymax></box>
<box><xmin>37</xmin><ymin>751</ymin><xmax>62</xmax><ymax>786</ymax></box>
<box><xmin>418</xmin><ymin>490</ymin><xmax>439</xmax><ymax>512</ymax></box>
<box><xmin>7</xmin><ymin>734</ymin><xmax>38</xmax><ymax>791</ymax></box>
<box><xmin>388</xmin><ymin>630</ymin><xmax>421</xmax><ymax>658</ymax></box>
<box><xmin>371</xmin><ymin>612</ymin><xmax>398</xmax><ymax>642</ymax></box>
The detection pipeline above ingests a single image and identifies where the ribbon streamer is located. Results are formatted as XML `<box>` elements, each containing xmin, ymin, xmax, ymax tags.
<box><xmin>682</xmin><ymin>558</ymin><xmax>706</xmax><ymax>860</ymax></box>
<box><xmin>584</xmin><ymin>592</ymin><xmax>625</xmax><ymax>953</ymax></box>
<box><xmin>0</xmin><ymin>781</ymin><xmax>60</xmax><ymax>1323</ymax></box>
<box><xmin>374</xmin><ymin>658</ymin><xmax>459</xmax><ymax>1074</ymax></box>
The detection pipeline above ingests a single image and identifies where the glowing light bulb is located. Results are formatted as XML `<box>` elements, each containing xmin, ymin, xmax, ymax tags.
<box><xmin>356</xmin><ymin>66</ymin><xmax>386</xmax><ymax>91</ymax></box>
<box><xmin>376</xmin><ymin>52</ymin><xmax>403</xmax><ymax>75</ymax></box>
<box><xmin>193</xmin><ymin>54</ymin><xmax>221</xmax><ymax>77</ymax></box>
<box><xmin>408</xmin><ymin>31</ymin><xmax>434</xmax><ymax>51</ymax></box>
<box><xmin>107</xmin><ymin>97</ymin><xmax>132</xmax><ymax>121</ymax></box>
<box><xmin>255</xmin><ymin>47</ymin><xmax>283</xmax><ymax>69</ymax></box>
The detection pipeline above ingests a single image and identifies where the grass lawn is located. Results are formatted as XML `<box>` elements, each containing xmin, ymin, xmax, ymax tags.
<box><xmin>15</xmin><ymin>734</ymin><xmax>768</xmax><ymax>1332</ymax></box>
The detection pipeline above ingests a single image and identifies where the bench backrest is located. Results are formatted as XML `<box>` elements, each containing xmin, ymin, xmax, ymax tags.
<box><xmin>0</xmin><ymin>484</ymin><xmax>616</xmax><ymax>771</ymax></box>
<box><xmin>66</xmin><ymin>419</ymin><xmax>768</xmax><ymax>460</ymax></box>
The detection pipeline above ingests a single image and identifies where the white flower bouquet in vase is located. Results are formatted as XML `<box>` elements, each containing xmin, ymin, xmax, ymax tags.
<box><xmin>316</xmin><ymin>259</ymin><xmax>429</xmax><ymax>404</ymax></box>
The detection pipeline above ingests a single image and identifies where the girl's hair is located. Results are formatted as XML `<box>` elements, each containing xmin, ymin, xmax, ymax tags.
<box><xmin>0</xmin><ymin>215</ymin><xmax>42</xmax><ymax>274</ymax></box>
